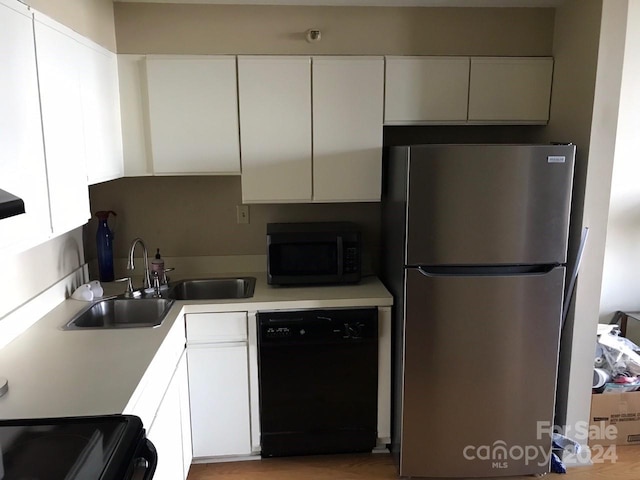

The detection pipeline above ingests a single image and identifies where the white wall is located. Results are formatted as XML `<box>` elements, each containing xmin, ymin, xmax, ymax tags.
<box><xmin>533</xmin><ymin>0</ymin><xmax>604</xmax><ymax>444</ymax></box>
<box><xmin>554</xmin><ymin>0</ymin><xmax>626</xmax><ymax>450</ymax></box>
<box><xmin>0</xmin><ymin>228</ymin><xmax>84</xmax><ymax>320</ymax></box>
<box><xmin>600</xmin><ymin>0</ymin><xmax>640</xmax><ymax>322</ymax></box>
<box><xmin>0</xmin><ymin>228</ymin><xmax>86</xmax><ymax>348</ymax></box>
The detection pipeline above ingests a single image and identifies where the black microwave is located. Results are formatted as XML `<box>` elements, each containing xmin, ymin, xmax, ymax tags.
<box><xmin>267</xmin><ymin>222</ymin><xmax>362</xmax><ymax>286</ymax></box>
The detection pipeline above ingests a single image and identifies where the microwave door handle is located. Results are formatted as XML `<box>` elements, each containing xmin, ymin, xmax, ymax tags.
<box><xmin>337</xmin><ymin>236</ymin><xmax>344</xmax><ymax>275</ymax></box>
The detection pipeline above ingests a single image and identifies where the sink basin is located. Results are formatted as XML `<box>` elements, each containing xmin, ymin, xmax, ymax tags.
<box><xmin>64</xmin><ymin>298</ymin><xmax>174</xmax><ymax>330</ymax></box>
<box><xmin>167</xmin><ymin>277</ymin><xmax>256</xmax><ymax>300</ymax></box>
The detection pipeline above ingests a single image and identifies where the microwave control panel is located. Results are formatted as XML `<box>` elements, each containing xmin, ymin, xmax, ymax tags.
<box><xmin>344</xmin><ymin>245</ymin><xmax>359</xmax><ymax>274</ymax></box>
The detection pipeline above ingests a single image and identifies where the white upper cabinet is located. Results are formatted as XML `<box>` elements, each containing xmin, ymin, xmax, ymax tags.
<box><xmin>82</xmin><ymin>44</ymin><xmax>124</xmax><ymax>185</ymax></box>
<box><xmin>384</xmin><ymin>56</ymin><xmax>470</xmax><ymax>124</ymax></box>
<box><xmin>384</xmin><ymin>56</ymin><xmax>554</xmax><ymax>125</ymax></box>
<box><xmin>468</xmin><ymin>57</ymin><xmax>554</xmax><ymax>124</ymax></box>
<box><xmin>146</xmin><ymin>55</ymin><xmax>241</xmax><ymax>175</ymax></box>
<box><xmin>0</xmin><ymin>0</ymin><xmax>50</xmax><ymax>253</ymax></box>
<box><xmin>118</xmin><ymin>55</ymin><xmax>151</xmax><ymax>177</ymax></box>
<box><xmin>34</xmin><ymin>14</ymin><xmax>91</xmax><ymax>236</ymax></box>
<box><xmin>1</xmin><ymin>1</ymin><xmax>123</xmax><ymax>253</ymax></box>
<box><xmin>312</xmin><ymin>56</ymin><xmax>384</xmax><ymax>202</ymax></box>
<box><xmin>238</xmin><ymin>56</ymin><xmax>312</xmax><ymax>203</ymax></box>
<box><xmin>238</xmin><ymin>55</ymin><xmax>384</xmax><ymax>204</ymax></box>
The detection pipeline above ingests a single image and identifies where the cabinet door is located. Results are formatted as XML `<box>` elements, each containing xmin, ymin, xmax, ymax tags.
<box><xmin>0</xmin><ymin>1</ymin><xmax>50</xmax><ymax>252</ymax></box>
<box><xmin>118</xmin><ymin>55</ymin><xmax>151</xmax><ymax>177</ymax></box>
<box><xmin>146</xmin><ymin>55</ymin><xmax>240</xmax><ymax>174</ymax></box>
<box><xmin>468</xmin><ymin>57</ymin><xmax>553</xmax><ymax>123</ymax></box>
<box><xmin>238</xmin><ymin>56</ymin><xmax>312</xmax><ymax>203</ymax></box>
<box><xmin>82</xmin><ymin>44</ymin><xmax>124</xmax><ymax>184</ymax></box>
<box><xmin>188</xmin><ymin>342</ymin><xmax>252</xmax><ymax>458</ymax></box>
<box><xmin>384</xmin><ymin>56</ymin><xmax>470</xmax><ymax>124</ymax></box>
<box><xmin>148</xmin><ymin>361</ymin><xmax>185</xmax><ymax>480</ymax></box>
<box><xmin>186</xmin><ymin>311</ymin><xmax>247</xmax><ymax>344</ymax></box>
<box><xmin>34</xmin><ymin>14</ymin><xmax>90</xmax><ymax>235</ymax></box>
<box><xmin>312</xmin><ymin>57</ymin><xmax>384</xmax><ymax>202</ymax></box>
<box><xmin>177</xmin><ymin>353</ymin><xmax>192</xmax><ymax>479</ymax></box>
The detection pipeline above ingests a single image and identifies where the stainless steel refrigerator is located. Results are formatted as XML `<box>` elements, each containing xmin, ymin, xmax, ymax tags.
<box><xmin>381</xmin><ymin>144</ymin><xmax>575</xmax><ymax>478</ymax></box>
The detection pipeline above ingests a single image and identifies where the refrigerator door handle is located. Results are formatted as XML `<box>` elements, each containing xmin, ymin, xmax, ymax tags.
<box><xmin>415</xmin><ymin>265</ymin><xmax>559</xmax><ymax>277</ymax></box>
<box><xmin>416</xmin><ymin>267</ymin><xmax>432</xmax><ymax>277</ymax></box>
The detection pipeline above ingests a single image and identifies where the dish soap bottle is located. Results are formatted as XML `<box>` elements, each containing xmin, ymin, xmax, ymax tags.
<box><xmin>96</xmin><ymin>210</ymin><xmax>117</xmax><ymax>282</ymax></box>
<box><xmin>152</xmin><ymin>248</ymin><xmax>165</xmax><ymax>282</ymax></box>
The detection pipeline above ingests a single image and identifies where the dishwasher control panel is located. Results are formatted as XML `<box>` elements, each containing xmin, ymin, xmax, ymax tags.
<box><xmin>258</xmin><ymin>308</ymin><xmax>377</xmax><ymax>344</ymax></box>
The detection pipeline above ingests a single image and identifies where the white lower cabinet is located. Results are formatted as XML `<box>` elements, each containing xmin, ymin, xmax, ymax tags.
<box><xmin>186</xmin><ymin>312</ymin><xmax>253</xmax><ymax>459</ymax></box>
<box><xmin>125</xmin><ymin>314</ymin><xmax>190</xmax><ymax>480</ymax></box>
<box><xmin>146</xmin><ymin>352</ymin><xmax>191</xmax><ymax>480</ymax></box>
<box><xmin>188</xmin><ymin>343</ymin><xmax>252</xmax><ymax>457</ymax></box>
<box><xmin>147</xmin><ymin>365</ymin><xmax>183</xmax><ymax>480</ymax></box>
<box><xmin>178</xmin><ymin>355</ymin><xmax>193</xmax><ymax>478</ymax></box>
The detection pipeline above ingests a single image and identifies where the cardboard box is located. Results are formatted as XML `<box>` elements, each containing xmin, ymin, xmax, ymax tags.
<box><xmin>590</xmin><ymin>391</ymin><xmax>640</xmax><ymax>446</ymax></box>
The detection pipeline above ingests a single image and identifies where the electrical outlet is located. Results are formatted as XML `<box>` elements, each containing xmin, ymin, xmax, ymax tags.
<box><xmin>237</xmin><ymin>205</ymin><xmax>250</xmax><ymax>224</ymax></box>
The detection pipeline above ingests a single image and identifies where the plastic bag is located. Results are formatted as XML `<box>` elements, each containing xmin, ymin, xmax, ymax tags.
<box><xmin>550</xmin><ymin>434</ymin><xmax>581</xmax><ymax>474</ymax></box>
<box><xmin>597</xmin><ymin>332</ymin><xmax>640</xmax><ymax>376</ymax></box>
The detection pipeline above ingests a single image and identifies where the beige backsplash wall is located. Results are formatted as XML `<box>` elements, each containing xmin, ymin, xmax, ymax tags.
<box><xmin>114</xmin><ymin>4</ymin><xmax>554</xmax><ymax>55</ymax></box>
<box><xmin>87</xmin><ymin>176</ymin><xmax>381</xmax><ymax>270</ymax></box>
<box><xmin>24</xmin><ymin>0</ymin><xmax>116</xmax><ymax>51</ymax></box>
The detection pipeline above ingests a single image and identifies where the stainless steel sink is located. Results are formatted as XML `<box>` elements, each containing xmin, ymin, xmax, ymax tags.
<box><xmin>63</xmin><ymin>297</ymin><xmax>174</xmax><ymax>330</ymax></box>
<box><xmin>166</xmin><ymin>277</ymin><xmax>256</xmax><ymax>300</ymax></box>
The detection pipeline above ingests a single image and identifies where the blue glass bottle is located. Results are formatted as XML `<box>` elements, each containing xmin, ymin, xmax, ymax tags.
<box><xmin>96</xmin><ymin>210</ymin><xmax>116</xmax><ymax>282</ymax></box>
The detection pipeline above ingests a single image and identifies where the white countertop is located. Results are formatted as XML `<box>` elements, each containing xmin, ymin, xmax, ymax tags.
<box><xmin>0</xmin><ymin>272</ymin><xmax>392</xmax><ymax>420</ymax></box>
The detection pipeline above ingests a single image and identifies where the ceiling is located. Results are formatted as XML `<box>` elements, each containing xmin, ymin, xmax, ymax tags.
<box><xmin>112</xmin><ymin>0</ymin><xmax>564</xmax><ymax>7</ymax></box>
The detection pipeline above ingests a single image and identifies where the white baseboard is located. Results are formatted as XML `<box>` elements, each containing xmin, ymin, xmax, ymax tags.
<box><xmin>192</xmin><ymin>454</ymin><xmax>261</xmax><ymax>464</ymax></box>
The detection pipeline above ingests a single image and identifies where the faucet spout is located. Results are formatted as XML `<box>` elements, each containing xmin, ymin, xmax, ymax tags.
<box><xmin>127</xmin><ymin>237</ymin><xmax>152</xmax><ymax>290</ymax></box>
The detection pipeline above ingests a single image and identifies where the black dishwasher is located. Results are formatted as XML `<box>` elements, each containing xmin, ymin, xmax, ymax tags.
<box><xmin>257</xmin><ymin>307</ymin><xmax>378</xmax><ymax>457</ymax></box>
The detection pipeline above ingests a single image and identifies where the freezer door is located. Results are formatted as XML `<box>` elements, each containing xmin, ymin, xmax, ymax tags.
<box><xmin>400</xmin><ymin>266</ymin><xmax>565</xmax><ymax>478</ymax></box>
<box><xmin>406</xmin><ymin>144</ymin><xmax>575</xmax><ymax>266</ymax></box>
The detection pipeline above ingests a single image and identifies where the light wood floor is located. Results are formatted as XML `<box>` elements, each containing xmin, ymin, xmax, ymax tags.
<box><xmin>187</xmin><ymin>446</ymin><xmax>640</xmax><ymax>480</ymax></box>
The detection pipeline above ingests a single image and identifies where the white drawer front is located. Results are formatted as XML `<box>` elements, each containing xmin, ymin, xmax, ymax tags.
<box><xmin>186</xmin><ymin>312</ymin><xmax>247</xmax><ymax>343</ymax></box>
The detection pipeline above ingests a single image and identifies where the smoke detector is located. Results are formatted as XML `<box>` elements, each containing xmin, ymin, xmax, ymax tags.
<box><xmin>306</xmin><ymin>28</ymin><xmax>321</xmax><ymax>43</ymax></box>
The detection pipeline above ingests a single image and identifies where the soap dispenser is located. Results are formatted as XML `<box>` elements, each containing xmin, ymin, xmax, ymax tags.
<box><xmin>152</xmin><ymin>248</ymin><xmax>165</xmax><ymax>283</ymax></box>
<box><xmin>96</xmin><ymin>210</ymin><xmax>117</xmax><ymax>282</ymax></box>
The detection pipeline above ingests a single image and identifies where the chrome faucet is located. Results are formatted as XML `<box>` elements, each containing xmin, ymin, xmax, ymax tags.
<box><xmin>127</xmin><ymin>237</ymin><xmax>152</xmax><ymax>291</ymax></box>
